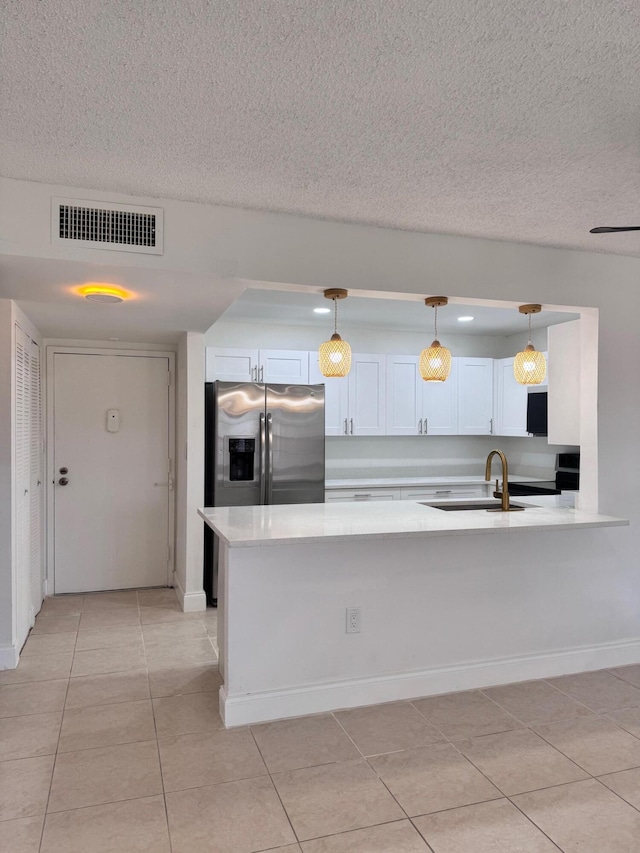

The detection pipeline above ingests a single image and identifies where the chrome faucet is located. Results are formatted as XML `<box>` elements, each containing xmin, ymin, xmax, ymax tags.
<box><xmin>485</xmin><ymin>449</ymin><xmax>524</xmax><ymax>512</ymax></box>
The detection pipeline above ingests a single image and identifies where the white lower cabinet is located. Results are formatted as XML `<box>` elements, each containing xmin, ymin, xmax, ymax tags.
<box><xmin>325</xmin><ymin>489</ymin><xmax>401</xmax><ymax>502</ymax></box>
<box><xmin>325</xmin><ymin>483</ymin><xmax>489</xmax><ymax>502</ymax></box>
<box><xmin>400</xmin><ymin>485</ymin><xmax>488</xmax><ymax>501</ymax></box>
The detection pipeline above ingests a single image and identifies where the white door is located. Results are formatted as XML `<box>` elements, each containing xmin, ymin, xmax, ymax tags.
<box><xmin>348</xmin><ymin>353</ymin><xmax>386</xmax><ymax>436</ymax></box>
<box><xmin>386</xmin><ymin>355</ymin><xmax>421</xmax><ymax>435</ymax></box>
<box><xmin>422</xmin><ymin>358</ymin><xmax>459</xmax><ymax>435</ymax></box>
<box><xmin>53</xmin><ymin>353</ymin><xmax>172</xmax><ymax>593</ymax></box>
<box><xmin>457</xmin><ymin>357</ymin><xmax>494</xmax><ymax>435</ymax></box>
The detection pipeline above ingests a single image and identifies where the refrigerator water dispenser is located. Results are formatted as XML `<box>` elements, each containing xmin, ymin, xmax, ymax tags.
<box><xmin>228</xmin><ymin>438</ymin><xmax>256</xmax><ymax>481</ymax></box>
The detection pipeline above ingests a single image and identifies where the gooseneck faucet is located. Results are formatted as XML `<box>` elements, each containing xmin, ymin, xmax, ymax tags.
<box><xmin>485</xmin><ymin>449</ymin><xmax>524</xmax><ymax>512</ymax></box>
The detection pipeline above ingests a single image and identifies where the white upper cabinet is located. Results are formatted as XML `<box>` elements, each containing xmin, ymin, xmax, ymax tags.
<box><xmin>205</xmin><ymin>347</ymin><xmax>257</xmax><ymax>382</ymax></box>
<box><xmin>457</xmin><ymin>357</ymin><xmax>494</xmax><ymax>435</ymax></box>
<box><xmin>205</xmin><ymin>347</ymin><xmax>309</xmax><ymax>384</ymax></box>
<box><xmin>422</xmin><ymin>358</ymin><xmax>459</xmax><ymax>435</ymax></box>
<box><xmin>309</xmin><ymin>359</ymin><xmax>349</xmax><ymax>436</ymax></box>
<box><xmin>348</xmin><ymin>353</ymin><xmax>386</xmax><ymax>435</ymax></box>
<box><xmin>386</xmin><ymin>355</ymin><xmax>421</xmax><ymax>435</ymax></box>
<box><xmin>260</xmin><ymin>349</ymin><xmax>309</xmax><ymax>384</ymax></box>
<box><xmin>493</xmin><ymin>357</ymin><xmax>529</xmax><ymax>437</ymax></box>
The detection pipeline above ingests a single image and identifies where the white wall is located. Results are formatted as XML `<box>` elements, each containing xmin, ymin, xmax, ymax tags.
<box><xmin>174</xmin><ymin>332</ymin><xmax>206</xmax><ymax>610</ymax></box>
<box><xmin>2</xmin><ymin>176</ymin><xmax>639</xmax><ymax>660</ymax></box>
<box><xmin>205</xmin><ymin>320</ymin><xmax>505</xmax><ymax>358</ymax></box>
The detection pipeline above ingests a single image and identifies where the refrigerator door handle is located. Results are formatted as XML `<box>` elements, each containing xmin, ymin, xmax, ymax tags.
<box><xmin>266</xmin><ymin>413</ymin><xmax>274</xmax><ymax>504</ymax></box>
<box><xmin>259</xmin><ymin>412</ymin><xmax>267</xmax><ymax>505</ymax></box>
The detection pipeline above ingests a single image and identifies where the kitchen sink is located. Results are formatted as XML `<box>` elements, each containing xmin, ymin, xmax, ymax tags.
<box><xmin>421</xmin><ymin>501</ymin><xmax>527</xmax><ymax>512</ymax></box>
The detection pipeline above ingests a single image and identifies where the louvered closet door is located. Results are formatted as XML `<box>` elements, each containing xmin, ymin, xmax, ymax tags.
<box><xmin>29</xmin><ymin>341</ymin><xmax>43</xmax><ymax>616</ymax></box>
<box><xmin>14</xmin><ymin>325</ymin><xmax>31</xmax><ymax>645</ymax></box>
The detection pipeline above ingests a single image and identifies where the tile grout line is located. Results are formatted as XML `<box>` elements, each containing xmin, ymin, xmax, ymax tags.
<box><xmin>38</xmin><ymin>668</ymin><xmax>72</xmax><ymax>853</ymax></box>
<box><xmin>247</xmin><ymin>726</ymin><xmax>301</xmax><ymax>846</ymax></box>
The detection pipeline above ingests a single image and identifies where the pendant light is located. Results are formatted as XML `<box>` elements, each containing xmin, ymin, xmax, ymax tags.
<box><xmin>514</xmin><ymin>304</ymin><xmax>547</xmax><ymax>385</ymax></box>
<box><xmin>420</xmin><ymin>297</ymin><xmax>452</xmax><ymax>382</ymax></box>
<box><xmin>318</xmin><ymin>289</ymin><xmax>352</xmax><ymax>377</ymax></box>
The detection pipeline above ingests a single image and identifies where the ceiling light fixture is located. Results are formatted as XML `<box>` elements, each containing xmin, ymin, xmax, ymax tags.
<box><xmin>318</xmin><ymin>289</ymin><xmax>352</xmax><ymax>377</ymax></box>
<box><xmin>457</xmin><ymin>315</ymin><xmax>475</xmax><ymax>322</ymax></box>
<box><xmin>420</xmin><ymin>297</ymin><xmax>452</xmax><ymax>382</ymax></box>
<box><xmin>514</xmin><ymin>304</ymin><xmax>547</xmax><ymax>385</ymax></box>
<box><xmin>313</xmin><ymin>307</ymin><xmax>331</xmax><ymax>314</ymax></box>
<box><xmin>77</xmin><ymin>283</ymin><xmax>130</xmax><ymax>303</ymax></box>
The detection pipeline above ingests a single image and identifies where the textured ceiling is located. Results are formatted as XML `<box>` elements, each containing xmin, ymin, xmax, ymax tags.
<box><xmin>2</xmin><ymin>1</ymin><xmax>639</xmax><ymax>255</ymax></box>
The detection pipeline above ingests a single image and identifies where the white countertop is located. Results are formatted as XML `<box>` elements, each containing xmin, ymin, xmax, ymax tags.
<box><xmin>199</xmin><ymin>501</ymin><xmax>627</xmax><ymax>548</ymax></box>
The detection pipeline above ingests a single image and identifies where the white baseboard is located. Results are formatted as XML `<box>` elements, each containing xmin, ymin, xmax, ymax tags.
<box><xmin>220</xmin><ymin>637</ymin><xmax>640</xmax><ymax>727</ymax></box>
<box><xmin>0</xmin><ymin>645</ymin><xmax>19</xmax><ymax>671</ymax></box>
<box><xmin>172</xmin><ymin>572</ymin><xmax>207</xmax><ymax>613</ymax></box>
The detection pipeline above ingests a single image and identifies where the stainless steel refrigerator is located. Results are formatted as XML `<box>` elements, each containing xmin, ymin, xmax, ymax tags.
<box><xmin>203</xmin><ymin>381</ymin><xmax>325</xmax><ymax>603</ymax></box>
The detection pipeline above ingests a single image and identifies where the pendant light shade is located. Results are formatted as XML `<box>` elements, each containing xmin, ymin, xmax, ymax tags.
<box><xmin>318</xmin><ymin>289</ymin><xmax>352</xmax><ymax>377</ymax></box>
<box><xmin>420</xmin><ymin>297</ymin><xmax>452</xmax><ymax>382</ymax></box>
<box><xmin>514</xmin><ymin>304</ymin><xmax>547</xmax><ymax>385</ymax></box>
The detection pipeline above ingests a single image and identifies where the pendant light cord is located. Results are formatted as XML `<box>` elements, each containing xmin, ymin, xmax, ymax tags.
<box><xmin>334</xmin><ymin>297</ymin><xmax>338</xmax><ymax>335</ymax></box>
<box><xmin>528</xmin><ymin>311</ymin><xmax>532</xmax><ymax>345</ymax></box>
<box><xmin>434</xmin><ymin>304</ymin><xmax>438</xmax><ymax>340</ymax></box>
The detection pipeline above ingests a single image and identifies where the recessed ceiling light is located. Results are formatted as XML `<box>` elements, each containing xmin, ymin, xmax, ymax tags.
<box><xmin>457</xmin><ymin>316</ymin><xmax>475</xmax><ymax>322</ymax></box>
<box><xmin>313</xmin><ymin>307</ymin><xmax>331</xmax><ymax>314</ymax></box>
<box><xmin>77</xmin><ymin>283</ymin><xmax>131</xmax><ymax>303</ymax></box>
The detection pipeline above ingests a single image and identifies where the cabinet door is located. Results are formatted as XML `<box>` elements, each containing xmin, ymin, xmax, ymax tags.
<box><xmin>422</xmin><ymin>359</ymin><xmax>459</xmax><ymax>435</ymax></box>
<box><xmin>260</xmin><ymin>349</ymin><xmax>309</xmax><ymax>384</ymax></box>
<box><xmin>401</xmin><ymin>485</ymin><xmax>488</xmax><ymax>501</ymax></box>
<box><xmin>348</xmin><ymin>353</ymin><xmax>386</xmax><ymax>436</ymax></box>
<box><xmin>494</xmin><ymin>357</ymin><xmax>529</xmax><ymax>436</ymax></box>
<box><xmin>325</xmin><ymin>489</ymin><xmax>401</xmax><ymax>502</ymax></box>
<box><xmin>457</xmin><ymin>357</ymin><xmax>494</xmax><ymax>435</ymax></box>
<box><xmin>205</xmin><ymin>347</ymin><xmax>257</xmax><ymax>382</ymax></box>
<box><xmin>309</xmin><ymin>358</ymin><xmax>349</xmax><ymax>436</ymax></box>
<box><xmin>386</xmin><ymin>355</ymin><xmax>421</xmax><ymax>435</ymax></box>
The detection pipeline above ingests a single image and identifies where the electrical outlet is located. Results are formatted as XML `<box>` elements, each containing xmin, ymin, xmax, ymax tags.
<box><xmin>346</xmin><ymin>607</ymin><xmax>362</xmax><ymax>634</ymax></box>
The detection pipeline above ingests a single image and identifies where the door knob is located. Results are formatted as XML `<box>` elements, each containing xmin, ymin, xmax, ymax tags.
<box><xmin>59</xmin><ymin>467</ymin><xmax>68</xmax><ymax>475</ymax></box>
<box><xmin>58</xmin><ymin>477</ymin><xmax>69</xmax><ymax>486</ymax></box>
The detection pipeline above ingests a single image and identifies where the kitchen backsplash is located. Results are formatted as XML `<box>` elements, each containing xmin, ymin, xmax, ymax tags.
<box><xmin>325</xmin><ymin>435</ymin><xmax>578</xmax><ymax>481</ymax></box>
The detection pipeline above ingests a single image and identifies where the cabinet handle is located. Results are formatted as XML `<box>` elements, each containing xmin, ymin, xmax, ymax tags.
<box><xmin>252</xmin><ymin>366</ymin><xmax>257</xmax><ymax>381</ymax></box>
<box><xmin>418</xmin><ymin>418</ymin><xmax>423</xmax><ymax>435</ymax></box>
<box><xmin>350</xmin><ymin>418</ymin><xmax>354</xmax><ymax>435</ymax></box>
<box><xmin>424</xmin><ymin>418</ymin><xmax>428</xmax><ymax>435</ymax></box>
<box><xmin>435</xmin><ymin>489</ymin><xmax>452</xmax><ymax>494</ymax></box>
<box><xmin>260</xmin><ymin>365</ymin><xmax>264</xmax><ymax>382</ymax></box>
<box><xmin>344</xmin><ymin>418</ymin><xmax>348</xmax><ymax>435</ymax></box>
<box><xmin>489</xmin><ymin>418</ymin><xmax>493</xmax><ymax>434</ymax></box>
<box><xmin>354</xmin><ymin>494</ymin><xmax>371</xmax><ymax>499</ymax></box>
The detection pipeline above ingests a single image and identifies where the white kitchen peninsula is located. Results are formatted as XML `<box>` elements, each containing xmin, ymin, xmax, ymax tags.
<box><xmin>199</xmin><ymin>501</ymin><xmax>629</xmax><ymax>727</ymax></box>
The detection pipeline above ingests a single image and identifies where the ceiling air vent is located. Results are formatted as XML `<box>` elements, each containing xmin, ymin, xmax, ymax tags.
<box><xmin>52</xmin><ymin>197</ymin><xmax>164</xmax><ymax>255</ymax></box>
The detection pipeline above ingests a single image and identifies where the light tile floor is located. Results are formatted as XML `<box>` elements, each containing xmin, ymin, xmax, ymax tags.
<box><xmin>2</xmin><ymin>590</ymin><xmax>640</xmax><ymax>852</ymax></box>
